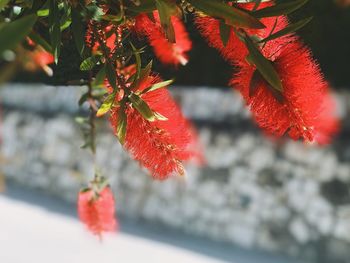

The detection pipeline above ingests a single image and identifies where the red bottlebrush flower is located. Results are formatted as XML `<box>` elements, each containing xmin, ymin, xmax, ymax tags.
<box><xmin>194</xmin><ymin>2</ymin><xmax>290</xmax><ymax>64</ymax></box>
<box><xmin>32</xmin><ymin>49</ymin><xmax>54</xmax><ymax>68</ymax></box>
<box><xmin>312</xmin><ymin>91</ymin><xmax>339</xmax><ymax>145</ymax></box>
<box><xmin>230</xmin><ymin>40</ymin><xmax>339</xmax><ymax>144</ymax></box>
<box><xmin>78</xmin><ymin>186</ymin><xmax>117</xmax><ymax>236</ymax></box>
<box><xmin>134</xmin><ymin>12</ymin><xmax>192</xmax><ymax>66</ymax></box>
<box><xmin>23</xmin><ymin>47</ymin><xmax>54</xmax><ymax>76</ymax></box>
<box><xmin>109</xmin><ymin>74</ymin><xmax>203</xmax><ymax>180</ymax></box>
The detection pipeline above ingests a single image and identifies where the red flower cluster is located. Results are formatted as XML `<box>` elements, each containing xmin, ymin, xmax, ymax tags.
<box><xmin>78</xmin><ymin>186</ymin><xmax>117</xmax><ymax>236</ymax></box>
<box><xmin>109</xmin><ymin>74</ymin><xmax>202</xmax><ymax>180</ymax></box>
<box><xmin>231</xmin><ymin>41</ymin><xmax>339</xmax><ymax>144</ymax></box>
<box><xmin>134</xmin><ymin>11</ymin><xmax>192</xmax><ymax>66</ymax></box>
<box><xmin>195</xmin><ymin>2</ymin><xmax>339</xmax><ymax>144</ymax></box>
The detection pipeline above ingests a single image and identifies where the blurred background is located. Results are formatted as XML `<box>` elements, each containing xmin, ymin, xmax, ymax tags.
<box><xmin>1</xmin><ymin>0</ymin><xmax>350</xmax><ymax>263</ymax></box>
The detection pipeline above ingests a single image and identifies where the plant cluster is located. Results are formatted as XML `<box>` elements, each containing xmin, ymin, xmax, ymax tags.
<box><xmin>0</xmin><ymin>0</ymin><xmax>339</xmax><ymax>236</ymax></box>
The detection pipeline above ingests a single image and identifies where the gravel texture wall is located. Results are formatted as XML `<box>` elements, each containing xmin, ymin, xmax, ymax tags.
<box><xmin>1</xmin><ymin>84</ymin><xmax>350</xmax><ymax>263</ymax></box>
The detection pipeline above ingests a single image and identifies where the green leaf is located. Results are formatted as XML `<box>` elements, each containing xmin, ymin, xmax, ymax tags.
<box><xmin>187</xmin><ymin>0</ymin><xmax>265</xmax><ymax>29</ymax></box>
<box><xmin>78</xmin><ymin>92</ymin><xmax>89</xmax><ymax>106</ymax></box>
<box><xmin>249</xmin><ymin>69</ymin><xmax>284</xmax><ymax>103</ymax></box>
<box><xmin>252</xmin><ymin>0</ymin><xmax>263</xmax><ymax>11</ymax></box>
<box><xmin>28</xmin><ymin>32</ymin><xmax>52</xmax><ymax>53</ymax></box>
<box><xmin>259</xmin><ymin>17</ymin><xmax>313</xmax><ymax>43</ymax></box>
<box><xmin>154</xmin><ymin>111</ymin><xmax>168</xmax><ymax>121</ymax></box>
<box><xmin>37</xmin><ymin>9</ymin><xmax>50</xmax><ymax>17</ymax></box>
<box><xmin>0</xmin><ymin>0</ymin><xmax>10</xmax><ymax>10</ymax></box>
<box><xmin>249</xmin><ymin>69</ymin><xmax>261</xmax><ymax>97</ymax></box>
<box><xmin>219</xmin><ymin>21</ymin><xmax>231</xmax><ymax>47</ymax></box>
<box><xmin>116</xmin><ymin>105</ymin><xmax>127</xmax><ymax>145</ymax></box>
<box><xmin>71</xmin><ymin>8</ymin><xmax>86</xmax><ymax>56</ymax></box>
<box><xmin>252</xmin><ymin>0</ymin><xmax>309</xmax><ymax>18</ymax></box>
<box><xmin>0</xmin><ymin>14</ymin><xmax>37</xmax><ymax>55</ymax></box>
<box><xmin>49</xmin><ymin>0</ymin><xmax>61</xmax><ymax>63</ymax></box>
<box><xmin>243</xmin><ymin>33</ymin><xmax>283</xmax><ymax>92</ymax></box>
<box><xmin>127</xmin><ymin>0</ymin><xmax>156</xmax><ymax>13</ymax></box>
<box><xmin>96</xmin><ymin>94</ymin><xmax>115</xmax><ymax>117</ymax></box>
<box><xmin>155</xmin><ymin>0</ymin><xmax>176</xmax><ymax>42</ymax></box>
<box><xmin>92</xmin><ymin>66</ymin><xmax>107</xmax><ymax>88</ymax></box>
<box><xmin>106</xmin><ymin>63</ymin><xmax>118</xmax><ymax>90</ymax></box>
<box><xmin>60</xmin><ymin>4</ymin><xmax>72</xmax><ymax>31</ymax></box>
<box><xmin>85</xmin><ymin>3</ymin><xmax>105</xmax><ymax>21</ymax></box>
<box><xmin>102</xmin><ymin>13</ymin><xmax>124</xmax><ymax>22</ymax></box>
<box><xmin>141</xmin><ymin>79</ymin><xmax>173</xmax><ymax>94</ymax></box>
<box><xmin>79</xmin><ymin>55</ymin><xmax>102</xmax><ymax>71</ymax></box>
<box><xmin>130</xmin><ymin>60</ymin><xmax>152</xmax><ymax>90</ymax></box>
<box><xmin>130</xmin><ymin>42</ymin><xmax>141</xmax><ymax>79</ymax></box>
<box><xmin>139</xmin><ymin>60</ymin><xmax>152</xmax><ymax>83</ymax></box>
<box><xmin>129</xmin><ymin>93</ymin><xmax>155</xmax><ymax>121</ymax></box>
<box><xmin>75</xmin><ymin>117</ymin><xmax>88</xmax><ymax>124</ymax></box>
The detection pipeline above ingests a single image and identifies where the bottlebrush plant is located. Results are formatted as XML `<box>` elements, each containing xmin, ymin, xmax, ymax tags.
<box><xmin>0</xmin><ymin>0</ymin><xmax>339</xmax><ymax>236</ymax></box>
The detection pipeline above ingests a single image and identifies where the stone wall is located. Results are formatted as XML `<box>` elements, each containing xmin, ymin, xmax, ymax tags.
<box><xmin>1</xmin><ymin>84</ymin><xmax>350</xmax><ymax>263</ymax></box>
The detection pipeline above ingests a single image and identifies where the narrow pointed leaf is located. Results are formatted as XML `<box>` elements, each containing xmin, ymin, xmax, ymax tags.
<box><xmin>130</xmin><ymin>42</ymin><xmax>141</xmax><ymax>79</ymax></box>
<box><xmin>142</xmin><ymin>79</ymin><xmax>173</xmax><ymax>94</ymax></box>
<box><xmin>0</xmin><ymin>14</ymin><xmax>37</xmax><ymax>55</ymax></box>
<box><xmin>127</xmin><ymin>0</ymin><xmax>156</xmax><ymax>13</ymax></box>
<box><xmin>28</xmin><ymin>32</ymin><xmax>52</xmax><ymax>53</ymax></box>
<box><xmin>92</xmin><ymin>66</ymin><xmax>106</xmax><ymax>88</ymax></box>
<box><xmin>155</xmin><ymin>0</ymin><xmax>177</xmax><ymax>42</ymax></box>
<box><xmin>49</xmin><ymin>0</ymin><xmax>61</xmax><ymax>63</ymax></box>
<box><xmin>96</xmin><ymin>94</ymin><xmax>115</xmax><ymax>117</ymax></box>
<box><xmin>244</xmin><ymin>34</ymin><xmax>283</xmax><ymax>92</ymax></box>
<box><xmin>130</xmin><ymin>60</ymin><xmax>152</xmax><ymax>90</ymax></box>
<box><xmin>187</xmin><ymin>0</ymin><xmax>265</xmax><ymax>29</ymax></box>
<box><xmin>259</xmin><ymin>17</ymin><xmax>313</xmax><ymax>43</ymax></box>
<box><xmin>78</xmin><ymin>92</ymin><xmax>89</xmax><ymax>106</ymax></box>
<box><xmin>154</xmin><ymin>111</ymin><xmax>168</xmax><ymax>121</ymax></box>
<box><xmin>252</xmin><ymin>0</ymin><xmax>309</xmax><ymax>18</ymax></box>
<box><xmin>71</xmin><ymin>8</ymin><xmax>86</xmax><ymax>56</ymax></box>
<box><xmin>139</xmin><ymin>60</ymin><xmax>153</xmax><ymax>83</ymax></box>
<box><xmin>129</xmin><ymin>93</ymin><xmax>155</xmax><ymax>121</ymax></box>
<box><xmin>249</xmin><ymin>69</ymin><xmax>261</xmax><ymax>98</ymax></box>
<box><xmin>116</xmin><ymin>105</ymin><xmax>127</xmax><ymax>145</ymax></box>
<box><xmin>219</xmin><ymin>21</ymin><xmax>231</xmax><ymax>47</ymax></box>
<box><xmin>37</xmin><ymin>9</ymin><xmax>49</xmax><ymax>17</ymax></box>
<box><xmin>252</xmin><ymin>0</ymin><xmax>263</xmax><ymax>11</ymax></box>
<box><xmin>80</xmin><ymin>55</ymin><xmax>102</xmax><ymax>71</ymax></box>
<box><xmin>106</xmin><ymin>63</ymin><xmax>118</xmax><ymax>90</ymax></box>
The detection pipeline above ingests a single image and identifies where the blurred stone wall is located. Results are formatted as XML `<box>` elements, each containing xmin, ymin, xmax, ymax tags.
<box><xmin>1</xmin><ymin>84</ymin><xmax>350</xmax><ymax>263</ymax></box>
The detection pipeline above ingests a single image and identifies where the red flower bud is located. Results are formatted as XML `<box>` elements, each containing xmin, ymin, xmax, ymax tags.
<box><xmin>78</xmin><ymin>187</ymin><xmax>117</xmax><ymax>236</ymax></box>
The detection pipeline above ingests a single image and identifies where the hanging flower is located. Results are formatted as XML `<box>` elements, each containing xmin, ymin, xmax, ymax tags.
<box><xmin>311</xmin><ymin>91</ymin><xmax>339</xmax><ymax>145</ymax></box>
<box><xmin>78</xmin><ymin>186</ymin><xmax>117</xmax><ymax>236</ymax></box>
<box><xmin>194</xmin><ymin>2</ymin><xmax>290</xmax><ymax>64</ymax></box>
<box><xmin>109</xmin><ymin>73</ymin><xmax>203</xmax><ymax>180</ymax></box>
<box><xmin>134</xmin><ymin>11</ymin><xmax>192</xmax><ymax>66</ymax></box>
<box><xmin>230</xmin><ymin>40</ymin><xmax>339</xmax><ymax>144</ymax></box>
<box><xmin>22</xmin><ymin>47</ymin><xmax>54</xmax><ymax>76</ymax></box>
